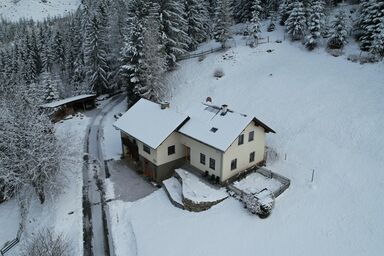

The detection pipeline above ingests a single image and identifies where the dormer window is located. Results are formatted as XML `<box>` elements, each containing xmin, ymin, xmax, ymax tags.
<box><xmin>210</xmin><ymin>127</ymin><xmax>218</xmax><ymax>133</ymax></box>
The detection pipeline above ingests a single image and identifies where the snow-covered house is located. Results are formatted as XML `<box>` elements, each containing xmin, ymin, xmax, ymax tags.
<box><xmin>114</xmin><ymin>98</ymin><xmax>275</xmax><ymax>183</ymax></box>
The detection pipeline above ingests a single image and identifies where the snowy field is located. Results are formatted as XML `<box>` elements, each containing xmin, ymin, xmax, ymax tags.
<box><xmin>108</xmin><ymin>22</ymin><xmax>384</xmax><ymax>256</ymax></box>
<box><xmin>0</xmin><ymin>0</ymin><xmax>81</xmax><ymax>22</ymax></box>
<box><xmin>0</xmin><ymin>115</ymin><xmax>89</xmax><ymax>255</ymax></box>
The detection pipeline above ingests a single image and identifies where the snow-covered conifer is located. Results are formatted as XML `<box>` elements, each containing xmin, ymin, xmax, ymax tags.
<box><xmin>248</xmin><ymin>0</ymin><xmax>262</xmax><ymax>47</ymax></box>
<box><xmin>185</xmin><ymin>0</ymin><xmax>210</xmax><ymax>50</ymax></box>
<box><xmin>304</xmin><ymin>0</ymin><xmax>325</xmax><ymax>50</ymax></box>
<box><xmin>286</xmin><ymin>1</ymin><xmax>307</xmax><ymax>41</ymax></box>
<box><xmin>214</xmin><ymin>0</ymin><xmax>233</xmax><ymax>48</ymax></box>
<box><xmin>370</xmin><ymin>18</ymin><xmax>384</xmax><ymax>58</ymax></box>
<box><xmin>84</xmin><ymin>14</ymin><xmax>110</xmax><ymax>95</ymax></box>
<box><xmin>327</xmin><ymin>10</ymin><xmax>348</xmax><ymax>49</ymax></box>
<box><xmin>160</xmin><ymin>0</ymin><xmax>189</xmax><ymax>67</ymax></box>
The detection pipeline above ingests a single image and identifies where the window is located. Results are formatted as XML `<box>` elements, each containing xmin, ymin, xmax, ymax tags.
<box><xmin>168</xmin><ymin>145</ymin><xmax>175</xmax><ymax>155</ymax></box>
<box><xmin>210</xmin><ymin>127</ymin><xmax>218</xmax><ymax>133</ymax></box>
<box><xmin>250</xmin><ymin>152</ymin><xmax>255</xmax><ymax>163</ymax></box>
<box><xmin>231</xmin><ymin>159</ymin><xmax>237</xmax><ymax>170</ymax></box>
<box><xmin>143</xmin><ymin>144</ymin><xmax>151</xmax><ymax>154</ymax></box>
<box><xmin>248</xmin><ymin>131</ymin><xmax>254</xmax><ymax>142</ymax></box>
<box><xmin>238</xmin><ymin>134</ymin><xmax>244</xmax><ymax>145</ymax></box>
<box><xmin>200</xmin><ymin>153</ymin><xmax>206</xmax><ymax>165</ymax></box>
<box><xmin>209</xmin><ymin>158</ymin><xmax>215</xmax><ymax>170</ymax></box>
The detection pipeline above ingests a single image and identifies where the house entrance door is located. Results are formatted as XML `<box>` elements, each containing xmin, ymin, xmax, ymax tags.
<box><xmin>185</xmin><ymin>146</ymin><xmax>191</xmax><ymax>163</ymax></box>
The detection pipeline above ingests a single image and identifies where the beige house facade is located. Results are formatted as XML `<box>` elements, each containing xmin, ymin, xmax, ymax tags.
<box><xmin>114</xmin><ymin>98</ymin><xmax>275</xmax><ymax>183</ymax></box>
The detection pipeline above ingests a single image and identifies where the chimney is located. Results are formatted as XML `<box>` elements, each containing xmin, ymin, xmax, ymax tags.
<box><xmin>221</xmin><ymin>104</ymin><xmax>228</xmax><ymax>115</ymax></box>
<box><xmin>160</xmin><ymin>102</ymin><xmax>170</xmax><ymax>109</ymax></box>
<box><xmin>206</xmin><ymin>96</ymin><xmax>212</xmax><ymax>103</ymax></box>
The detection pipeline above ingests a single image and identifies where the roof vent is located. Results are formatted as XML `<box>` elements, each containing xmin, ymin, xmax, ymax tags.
<box><xmin>160</xmin><ymin>102</ymin><xmax>170</xmax><ymax>109</ymax></box>
<box><xmin>221</xmin><ymin>104</ymin><xmax>228</xmax><ymax>116</ymax></box>
<box><xmin>206</xmin><ymin>96</ymin><xmax>212</xmax><ymax>103</ymax></box>
<box><xmin>210</xmin><ymin>127</ymin><xmax>218</xmax><ymax>133</ymax></box>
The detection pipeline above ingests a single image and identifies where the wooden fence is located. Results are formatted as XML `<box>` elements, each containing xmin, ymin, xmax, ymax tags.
<box><xmin>177</xmin><ymin>47</ymin><xmax>224</xmax><ymax>61</ymax></box>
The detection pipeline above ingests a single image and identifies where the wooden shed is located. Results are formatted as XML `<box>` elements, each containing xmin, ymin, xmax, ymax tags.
<box><xmin>40</xmin><ymin>94</ymin><xmax>96</xmax><ymax>122</ymax></box>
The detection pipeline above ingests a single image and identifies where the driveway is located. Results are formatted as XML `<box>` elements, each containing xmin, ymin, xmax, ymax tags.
<box><xmin>106</xmin><ymin>160</ymin><xmax>158</xmax><ymax>202</ymax></box>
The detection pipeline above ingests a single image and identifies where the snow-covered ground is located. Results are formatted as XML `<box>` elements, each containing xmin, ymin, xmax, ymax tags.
<box><xmin>233</xmin><ymin>172</ymin><xmax>283</xmax><ymax>195</ymax></box>
<box><xmin>102</xmin><ymin>99</ymin><xmax>127</xmax><ymax>160</ymax></box>
<box><xmin>0</xmin><ymin>199</ymin><xmax>20</xmax><ymax>250</ymax></box>
<box><xmin>108</xmin><ymin>22</ymin><xmax>384</xmax><ymax>256</ymax></box>
<box><xmin>0</xmin><ymin>0</ymin><xmax>81</xmax><ymax>22</ymax></box>
<box><xmin>0</xmin><ymin>114</ymin><xmax>90</xmax><ymax>255</ymax></box>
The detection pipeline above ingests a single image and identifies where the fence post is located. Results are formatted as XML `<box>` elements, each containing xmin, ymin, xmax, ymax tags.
<box><xmin>311</xmin><ymin>169</ymin><xmax>315</xmax><ymax>182</ymax></box>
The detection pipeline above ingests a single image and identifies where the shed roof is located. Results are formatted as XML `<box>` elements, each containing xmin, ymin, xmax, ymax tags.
<box><xmin>114</xmin><ymin>98</ymin><xmax>190</xmax><ymax>149</ymax></box>
<box><xmin>40</xmin><ymin>94</ymin><xmax>96</xmax><ymax>108</ymax></box>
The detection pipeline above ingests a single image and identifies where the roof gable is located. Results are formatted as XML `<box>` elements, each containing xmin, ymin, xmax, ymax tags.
<box><xmin>179</xmin><ymin>103</ymin><xmax>267</xmax><ymax>152</ymax></box>
<box><xmin>114</xmin><ymin>99</ymin><xmax>189</xmax><ymax>149</ymax></box>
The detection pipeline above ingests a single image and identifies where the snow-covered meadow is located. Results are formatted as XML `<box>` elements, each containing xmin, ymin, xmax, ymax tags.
<box><xmin>108</xmin><ymin>23</ymin><xmax>384</xmax><ymax>256</ymax></box>
<box><xmin>0</xmin><ymin>0</ymin><xmax>81</xmax><ymax>22</ymax></box>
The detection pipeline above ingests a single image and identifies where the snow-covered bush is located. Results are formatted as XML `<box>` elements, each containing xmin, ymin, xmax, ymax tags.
<box><xmin>213</xmin><ymin>68</ymin><xmax>225</xmax><ymax>78</ymax></box>
<box><xmin>242</xmin><ymin>190</ymin><xmax>275</xmax><ymax>218</ymax></box>
<box><xmin>22</xmin><ymin>229</ymin><xmax>70</xmax><ymax>256</ymax></box>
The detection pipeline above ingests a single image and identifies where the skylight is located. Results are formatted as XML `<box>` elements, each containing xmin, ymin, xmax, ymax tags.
<box><xmin>210</xmin><ymin>127</ymin><xmax>218</xmax><ymax>133</ymax></box>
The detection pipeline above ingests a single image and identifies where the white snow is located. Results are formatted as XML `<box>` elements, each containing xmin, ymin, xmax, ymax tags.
<box><xmin>107</xmin><ymin>21</ymin><xmax>384</xmax><ymax>256</ymax></box>
<box><xmin>0</xmin><ymin>199</ymin><xmax>20</xmax><ymax>249</ymax></box>
<box><xmin>162</xmin><ymin>177</ymin><xmax>183</xmax><ymax>206</ymax></box>
<box><xmin>233</xmin><ymin>172</ymin><xmax>283</xmax><ymax>195</ymax></box>
<box><xmin>176</xmin><ymin>169</ymin><xmax>227</xmax><ymax>203</ymax></box>
<box><xmin>114</xmin><ymin>98</ymin><xmax>189</xmax><ymax>149</ymax></box>
<box><xmin>102</xmin><ymin>99</ymin><xmax>127</xmax><ymax>160</ymax></box>
<box><xmin>40</xmin><ymin>94</ymin><xmax>96</xmax><ymax>109</ymax></box>
<box><xmin>3</xmin><ymin>115</ymin><xmax>90</xmax><ymax>255</ymax></box>
<box><xmin>0</xmin><ymin>0</ymin><xmax>81</xmax><ymax>22</ymax></box>
<box><xmin>179</xmin><ymin>102</ymin><xmax>273</xmax><ymax>151</ymax></box>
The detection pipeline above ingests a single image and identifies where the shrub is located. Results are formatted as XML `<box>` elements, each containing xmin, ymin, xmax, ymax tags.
<box><xmin>22</xmin><ymin>229</ymin><xmax>70</xmax><ymax>256</ymax></box>
<box><xmin>213</xmin><ymin>68</ymin><xmax>224</xmax><ymax>78</ymax></box>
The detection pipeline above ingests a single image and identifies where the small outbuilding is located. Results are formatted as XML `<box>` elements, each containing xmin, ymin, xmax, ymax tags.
<box><xmin>40</xmin><ymin>94</ymin><xmax>96</xmax><ymax>122</ymax></box>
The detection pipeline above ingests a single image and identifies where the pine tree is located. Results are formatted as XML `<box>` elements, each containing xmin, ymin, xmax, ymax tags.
<box><xmin>370</xmin><ymin>18</ymin><xmax>384</xmax><ymax>58</ymax></box>
<box><xmin>138</xmin><ymin>15</ymin><xmax>167</xmax><ymax>102</ymax></box>
<box><xmin>279</xmin><ymin>0</ymin><xmax>294</xmax><ymax>25</ymax></box>
<box><xmin>357</xmin><ymin>0</ymin><xmax>384</xmax><ymax>51</ymax></box>
<box><xmin>52</xmin><ymin>31</ymin><xmax>65</xmax><ymax>71</ymax></box>
<box><xmin>120</xmin><ymin>0</ymin><xmax>146</xmax><ymax>105</ymax></box>
<box><xmin>214</xmin><ymin>0</ymin><xmax>233</xmax><ymax>48</ymax></box>
<box><xmin>286</xmin><ymin>1</ymin><xmax>307</xmax><ymax>41</ymax></box>
<box><xmin>160</xmin><ymin>0</ymin><xmax>189</xmax><ymax>68</ymax></box>
<box><xmin>84</xmin><ymin>14</ymin><xmax>110</xmax><ymax>95</ymax></box>
<box><xmin>248</xmin><ymin>0</ymin><xmax>262</xmax><ymax>47</ymax></box>
<box><xmin>327</xmin><ymin>10</ymin><xmax>348</xmax><ymax>49</ymax></box>
<box><xmin>304</xmin><ymin>0</ymin><xmax>325</xmax><ymax>50</ymax></box>
<box><xmin>40</xmin><ymin>72</ymin><xmax>60</xmax><ymax>102</ymax></box>
<box><xmin>185</xmin><ymin>0</ymin><xmax>210</xmax><ymax>50</ymax></box>
<box><xmin>234</xmin><ymin>0</ymin><xmax>252</xmax><ymax>23</ymax></box>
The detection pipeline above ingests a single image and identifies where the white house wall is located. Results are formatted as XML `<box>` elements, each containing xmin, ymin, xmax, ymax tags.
<box><xmin>222</xmin><ymin>122</ymin><xmax>266</xmax><ymax>181</ymax></box>
<box><xmin>156</xmin><ymin>132</ymin><xmax>185</xmax><ymax>166</ymax></box>
<box><xmin>123</xmin><ymin>132</ymin><xmax>184</xmax><ymax>167</ymax></box>
<box><xmin>180</xmin><ymin>134</ymin><xmax>223</xmax><ymax>178</ymax></box>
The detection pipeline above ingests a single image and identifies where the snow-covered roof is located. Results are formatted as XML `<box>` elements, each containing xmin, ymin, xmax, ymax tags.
<box><xmin>114</xmin><ymin>99</ymin><xmax>189</xmax><ymax>149</ymax></box>
<box><xmin>40</xmin><ymin>94</ymin><xmax>96</xmax><ymax>108</ymax></box>
<box><xmin>179</xmin><ymin>102</ymin><xmax>275</xmax><ymax>152</ymax></box>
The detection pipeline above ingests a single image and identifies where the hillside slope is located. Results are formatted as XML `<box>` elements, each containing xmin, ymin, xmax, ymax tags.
<box><xmin>0</xmin><ymin>0</ymin><xmax>81</xmax><ymax>21</ymax></box>
<box><xmin>108</xmin><ymin>23</ymin><xmax>384</xmax><ymax>256</ymax></box>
